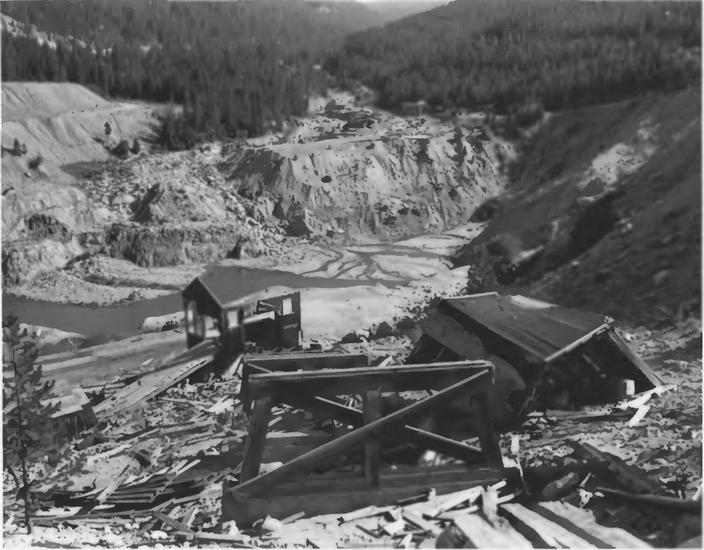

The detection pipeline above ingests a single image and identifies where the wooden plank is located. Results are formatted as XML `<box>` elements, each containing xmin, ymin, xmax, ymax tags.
<box><xmin>240</xmin><ymin>363</ymin><xmax>272</xmax><ymax>412</ymax></box>
<box><xmin>363</xmin><ymin>390</ymin><xmax>382</xmax><ymax>486</ymax></box>
<box><xmin>246</xmin><ymin>352</ymin><xmax>368</xmax><ymax>371</ymax></box>
<box><xmin>233</xmin><ymin>370</ymin><xmax>491</xmax><ymax>497</ymax></box>
<box><xmin>284</xmin><ymin>394</ymin><xmax>363</xmax><ymax>426</ymax></box>
<box><xmin>403</xmin><ymin>425</ymin><xmax>482</xmax><ymax>460</ymax></box>
<box><xmin>528</xmin><ymin>503</ymin><xmax>617</xmax><ymax>548</ymax></box>
<box><xmin>502</xmin><ymin>503</ymin><xmax>598</xmax><ymax>548</ymax></box>
<box><xmin>537</xmin><ymin>501</ymin><xmax>652</xmax><ymax>548</ymax></box>
<box><xmin>401</xmin><ymin>510</ymin><xmax>442</xmax><ymax>536</ymax></box>
<box><xmin>267</xmin><ymin>467</ymin><xmax>501</xmax><ymax>497</ymax></box>
<box><xmin>224</xmin><ymin>473</ymin><xmax>500</xmax><ymax>526</ymax></box>
<box><xmin>604</xmin><ymin>329</ymin><xmax>663</xmax><ymax>388</ymax></box>
<box><xmin>152</xmin><ymin>511</ymin><xmax>193</xmax><ymax>535</ymax></box>
<box><xmin>239</xmin><ymin>396</ymin><xmax>273</xmax><ymax>483</ymax></box>
<box><xmin>422</xmin><ymin>485</ymin><xmax>484</xmax><ymax>518</ymax></box>
<box><xmin>474</xmin><ymin>390</ymin><xmax>503</xmax><ymax>468</ymax></box>
<box><xmin>249</xmin><ymin>360</ymin><xmax>493</xmax><ymax>399</ymax></box>
<box><xmin>452</xmin><ymin>512</ymin><xmax>533</xmax><ymax>548</ymax></box>
<box><xmin>93</xmin><ymin>353</ymin><xmax>213</xmax><ymax>417</ymax></box>
<box><xmin>420</xmin><ymin>314</ymin><xmax>486</xmax><ymax>359</ymax></box>
<box><xmin>544</xmin><ymin>324</ymin><xmax>610</xmax><ymax>363</ymax></box>
<box><xmin>594</xmin><ymin>487</ymin><xmax>700</xmax><ymax>510</ymax></box>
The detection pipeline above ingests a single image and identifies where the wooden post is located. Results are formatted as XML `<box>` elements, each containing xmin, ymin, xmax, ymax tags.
<box><xmin>239</xmin><ymin>396</ymin><xmax>273</xmax><ymax>483</ymax></box>
<box><xmin>474</xmin><ymin>381</ymin><xmax>503</xmax><ymax>469</ymax></box>
<box><xmin>363</xmin><ymin>389</ymin><xmax>381</xmax><ymax>486</ymax></box>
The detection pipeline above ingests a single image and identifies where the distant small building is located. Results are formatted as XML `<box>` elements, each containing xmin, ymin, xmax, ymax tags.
<box><xmin>182</xmin><ymin>277</ymin><xmax>303</xmax><ymax>369</ymax></box>
<box><xmin>401</xmin><ymin>100</ymin><xmax>429</xmax><ymax>117</ymax></box>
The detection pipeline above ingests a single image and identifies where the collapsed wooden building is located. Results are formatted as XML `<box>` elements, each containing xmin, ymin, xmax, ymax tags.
<box><xmin>408</xmin><ymin>292</ymin><xmax>662</xmax><ymax>422</ymax></box>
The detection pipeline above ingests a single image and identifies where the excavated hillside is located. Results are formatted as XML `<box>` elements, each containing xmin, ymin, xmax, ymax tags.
<box><xmin>1</xmin><ymin>82</ymin><xmax>156</xmax><ymax>191</ymax></box>
<box><xmin>221</xmin><ymin>103</ymin><xmax>506</xmax><ymax>241</ymax></box>
<box><xmin>1</xmin><ymin>85</ymin><xmax>509</xmax><ymax>294</ymax></box>
<box><xmin>454</xmin><ymin>87</ymin><xmax>702</xmax><ymax>325</ymax></box>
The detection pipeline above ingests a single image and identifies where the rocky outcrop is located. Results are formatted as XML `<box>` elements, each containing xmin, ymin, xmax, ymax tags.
<box><xmin>131</xmin><ymin>181</ymin><xmax>226</xmax><ymax>224</ymax></box>
<box><xmin>2</xmin><ymin>182</ymin><xmax>107</xmax><ymax>240</ymax></box>
<box><xmin>222</xmin><ymin>115</ymin><xmax>506</xmax><ymax>241</ymax></box>
<box><xmin>100</xmin><ymin>223</ymin><xmax>245</xmax><ymax>268</ymax></box>
<box><xmin>2</xmin><ymin>238</ymin><xmax>84</xmax><ymax>286</ymax></box>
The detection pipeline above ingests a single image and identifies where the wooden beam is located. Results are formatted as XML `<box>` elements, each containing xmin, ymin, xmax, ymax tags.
<box><xmin>233</xmin><ymin>369</ymin><xmax>491</xmax><ymax>497</ymax></box>
<box><xmin>248</xmin><ymin>360</ymin><xmax>494</xmax><ymax>400</ymax></box>
<box><xmin>223</xmin><ymin>469</ymin><xmax>502</xmax><ymax>526</ymax></box>
<box><xmin>245</xmin><ymin>352</ymin><xmax>368</xmax><ymax>372</ymax></box>
<box><xmin>604</xmin><ymin>329</ymin><xmax>663</xmax><ymax>388</ymax></box>
<box><xmin>403</xmin><ymin>425</ymin><xmax>483</xmax><ymax>460</ymax></box>
<box><xmin>594</xmin><ymin>487</ymin><xmax>701</xmax><ymax>510</ymax></box>
<box><xmin>473</xmin><ymin>390</ymin><xmax>503</xmax><ymax>468</ymax></box>
<box><xmin>526</xmin><ymin>504</ymin><xmax>615</xmax><ymax>548</ymax></box>
<box><xmin>239</xmin><ymin>396</ymin><xmax>272</xmax><ymax>482</ymax></box>
<box><xmin>269</xmin><ymin>466</ymin><xmax>502</xmax><ymax>497</ymax></box>
<box><xmin>241</xmin><ymin>352</ymin><xmax>368</xmax><ymax>410</ymax></box>
<box><xmin>363</xmin><ymin>390</ymin><xmax>382</xmax><ymax>486</ymax></box>
<box><xmin>452</xmin><ymin>512</ymin><xmax>533</xmax><ymax>548</ymax></box>
<box><xmin>544</xmin><ymin>324</ymin><xmax>609</xmax><ymax>363</ymax></box>
<box><xmin>284</xmin><ymin>395</ymin><xmax>488</xmax><ymax>462</ymax></box>
<box><xmin>502</xmin><ymin>503</ymin><xmax>598</xmax><ymax>548</ymax></box>
<box><xmin>538</xmin><ymin>501</ymin><xmax>651</xmax><ymax>548</ymax></box>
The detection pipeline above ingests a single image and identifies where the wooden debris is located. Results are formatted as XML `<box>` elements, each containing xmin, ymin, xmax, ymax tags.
<box><xmin>627</xmin><ymin>404</ymin><xmax>651</xmax><ymax>427</ymax></box>
<box><xmin>397</xmin><ymin>533</ymin><xmax>413</xmax><ymax>548</ymax></box>
<box><xmin>595</xmin><ymin>486</ymin><xmax>702</xmax><ymax>510</ymax></box>
<box><xmin>281</xmin><ymin>511</ymin><xmax>305</xmax><ymax>524</ymax></box>
<box><xmin>402</xmin><ymin>510</ymin><xmax>442</xmax><ymax>536</ymax></box>
<box><xmin>452</xmin><ymin>511</ymin><xmax>533</xmax><ymax>548</ymax></box>
<box><xmin>502</xmin><ymin>502</ymin><xmax>599</xmax><ymax>548</ymax></box>
<box><xmin>422</xmin><ymin>486</ymin><xmax>483</xmax><ymax>518</ymax></box>
<box><xmin>339</xmin><ymin>505</ymin><xmax>396</xmax><ymax>524</ymax></box>
<box><xmin>535</xmin><ymin>501</ymin><xmax>652</xmax><ymax>548</ymax></box>
<box><xmin>383</xmin><ymin>518</ymin><xmax>406</xmax><ymax>535</ymax></box>
<box><xmin>574</xmin><ymin>442</ymin><xmax>663</xmax><ymax>493</ymax></box>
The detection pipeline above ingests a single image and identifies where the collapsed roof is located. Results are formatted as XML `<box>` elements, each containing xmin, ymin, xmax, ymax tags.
<box><xmin>409</xmin><ymin>292</ymin><xmax>662</xmax><ymax>413</ymax></box>
<box><xmin>440</xmin><ymin>293</ymin><xmax>609</xmax><ymax>362</ymax></box>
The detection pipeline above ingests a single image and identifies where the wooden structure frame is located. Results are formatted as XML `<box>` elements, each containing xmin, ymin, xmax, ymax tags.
<box><xmin>223</xmin><ymin>359</ymin><xmax>504</xmax><ymax>524</ymax></box>
<box><xmin>239</xmin><ymin>351</ymin><xmax>369</xmax><ymax>412</ymax></box>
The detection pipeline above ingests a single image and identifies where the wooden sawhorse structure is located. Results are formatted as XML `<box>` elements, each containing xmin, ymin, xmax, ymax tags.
<box><xmin>223</xmin><ymin>360</ymin><xmax>504</xmax><ymax>524</ymax></box>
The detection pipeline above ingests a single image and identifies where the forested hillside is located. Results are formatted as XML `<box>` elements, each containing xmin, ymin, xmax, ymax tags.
<box><xmin>327</xmin><ymin>0</ymin><xmax>701</xmax><ymax>113</ymax></box>
<box><xmin>1</xmin><ymin>0</ymin><xmax>379</xmax><ymax>147</ymax></box>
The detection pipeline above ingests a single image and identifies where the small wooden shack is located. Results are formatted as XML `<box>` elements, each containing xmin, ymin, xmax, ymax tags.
<box><xmin>182</xmin><ymin>277</ymin><xmax>303</xmax><ymax>369</ymax></box>
<box><xmin>408</xmin><ymin>292</ymin><xmax>662</xmax><ymax>418</ymax></box>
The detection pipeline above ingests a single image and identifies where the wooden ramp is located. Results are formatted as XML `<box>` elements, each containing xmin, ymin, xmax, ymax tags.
<box><xmin>93</xmin><ymin>341</ymin><xmax>216</xmax><ymax>417</ymax></box>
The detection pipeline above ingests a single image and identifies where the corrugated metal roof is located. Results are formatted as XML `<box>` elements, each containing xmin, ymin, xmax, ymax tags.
<box><xmin>443</xmin><ymin>293</ymin><xmax>609</xmax><ymax>361</ymax></box>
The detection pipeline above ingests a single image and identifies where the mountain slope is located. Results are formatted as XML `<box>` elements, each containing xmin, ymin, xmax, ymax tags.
<box><xmin>327</xmin><ymin>0</ymin><xmax>700</xmax><ymax>113</ymax></box>
<box><xmin>454</xmin><ymin>86</ymin><xmax>701</xmax><ymax>324</ymax></box>
<box><xmin>1</xmin><ymin>82</ymin><xmax>156</xmax><ymax>191</ymax></box>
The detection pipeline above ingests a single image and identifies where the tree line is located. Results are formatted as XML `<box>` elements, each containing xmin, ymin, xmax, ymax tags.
<box><xmin>1</xmin><ymin>0</ymin><xmax>377</xmax><ymax>148</ymax></box>
<box><xmin>326</xmin><ymin>0</ymin><xmax>701</xmax><ymax>114</ymax></box>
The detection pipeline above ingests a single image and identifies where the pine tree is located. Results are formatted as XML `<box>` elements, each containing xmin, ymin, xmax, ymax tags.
<box><xmin>2</xmin><ymin>315</ymin><xmax>59</xmax><ymax>534</ymax></box>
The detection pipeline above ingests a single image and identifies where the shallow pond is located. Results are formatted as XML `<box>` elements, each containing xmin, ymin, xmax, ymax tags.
<box><xmin>3</xmin><ymin>264</ymin><xmax>378</xmax><ymax>338</ymax></box>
